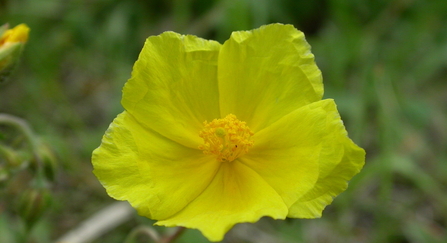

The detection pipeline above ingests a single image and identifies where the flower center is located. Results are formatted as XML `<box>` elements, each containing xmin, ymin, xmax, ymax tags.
<box><xmin>198</xmin><ymin>114</ymin><xmax>254</xmax><ymax>162</ymax></box>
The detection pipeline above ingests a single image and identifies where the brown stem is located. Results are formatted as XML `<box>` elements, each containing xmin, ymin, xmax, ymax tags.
<box><xmin>159</xmin><ymin>227</ymin><xmax>186</xmax><ymax>243</ymax></box>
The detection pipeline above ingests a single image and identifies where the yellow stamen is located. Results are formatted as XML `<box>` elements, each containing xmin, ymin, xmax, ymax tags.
<box><xmin>199</xmin><ymin>114</ymin><xmax>254</xmax><ymax>162</ymax></box>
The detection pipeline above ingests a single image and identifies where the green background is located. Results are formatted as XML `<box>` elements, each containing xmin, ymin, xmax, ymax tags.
<box><xmin>1</xmin><ymin>0</ymin><xmax>447</xmax><ymax>242</ymax></box>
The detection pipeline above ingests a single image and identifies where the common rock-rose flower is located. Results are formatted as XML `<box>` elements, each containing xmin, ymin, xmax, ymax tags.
<box><xmin>92</xmin><ymin>23</ymin><xmax>365</xmax><ymax>242</ymax></box>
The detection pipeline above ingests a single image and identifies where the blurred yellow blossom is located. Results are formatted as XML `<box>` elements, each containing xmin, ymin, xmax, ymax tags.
<box><xmin>92</xmin><ymin>23</ymin><xmax>365</xmax><ymax>242</ymax></box>
<box><xmin>0</xmin><ymin>23</ymin><xmax>30</xmax><ymax>44</ymax></box>
<box><xmin>0</xmin><ymin>23</ymin><xmax>30</xmax><ymax>83</ymax></box>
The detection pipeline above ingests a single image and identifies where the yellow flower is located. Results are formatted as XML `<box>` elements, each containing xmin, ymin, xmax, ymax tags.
<box><xmin>0</xmin><ymin>23</ymin><xmax>30</xmax><ymax>44</ymax></box>
<box><xmin>0</xmin><ymin>23</ymin><xmax>30</xmax><ymax>83</ymax></box>
<box><xmin>92</xmin><ymin>23</ymin><xmax>365</xmax><ymax>242</ymax></box>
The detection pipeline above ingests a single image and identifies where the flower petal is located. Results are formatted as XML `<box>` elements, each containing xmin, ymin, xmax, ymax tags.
<box><xmin>288</xmin><ymin>100</ymin><xmax>366</xmax><ymax>218</ymax></box>
<box><xmin>155</xmin><ymin>162</ymin><xmax>288</xmax><ymax>242</ymax></box>
<box><xmin>92</xmin><ymin>112</ymin><xmax>221</xmax><ymax>220</ymax></box>
<box><xmin>218</xmin><ymin>23</ymin><xmax>323</xmax><ymax>132</ymax></box>
<box><xmin>239</xmin><ymin>100</ymin><xmax>332</xmax><ymax>209</ymax></box>
<box><xmin>122</xmin><ymin>32</ymin><xmax>221</xmax><ymax>148</ymax></box>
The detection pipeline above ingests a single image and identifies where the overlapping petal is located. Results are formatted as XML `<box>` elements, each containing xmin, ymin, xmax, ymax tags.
<box><xmin>239</xmin><ymin>100</ymin><xmax>335</xmax><ymax>209</ymax></box>
<box><xmin>218</xmin><ymin>23</ymin><xmax>323</xmax><ymax>132</ymax></box>
<box><xmin>92</xmin><ymin>112</ymin><xmax>221</xmax><ymax>220</ymax></box>
<box><xmin>288</xmin><ymin>100</ymin><xmax>366</xmax><ymax>218</ymax></box>
<box><xmin>156</xmin><ymin>161</ymin><xmax>288</xmax><ymax>242</ymax></box>
<box><xmin>121</xmin><ymin>32</ymin><xmax>221</xmax><ymax>148</ymax></box>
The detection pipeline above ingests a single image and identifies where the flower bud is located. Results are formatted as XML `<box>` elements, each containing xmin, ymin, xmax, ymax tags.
<box><xmin>0</xmin><ymin>145</ymin><xmax>19</xmax><ymax>167</ymax></box>
<box><xmin>0</xmin><ymin>165</ymin><xmax>9</xmax><ymax>184</ymax></box>
<box><xmin>0</xmin><ymin>23</ymin><xmax>30</xmax><ymax>84</ymax></box>
<box><xmin>38</xmin><ymin>142</ymin><xmax>58</xmax><ymax>182</ymax></box>
<box><xmin>16</xmin><ymin>188</ymin><xmax>52</xmax><ymax>229</ymax></box>
<box><xmin>28</xmin><ymin>141</ymin><xmax>58</xmax><ymax>181</ymax></box>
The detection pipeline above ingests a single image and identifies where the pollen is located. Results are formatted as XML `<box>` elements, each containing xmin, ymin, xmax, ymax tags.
<box><xmin>198</xmin><ymin>114</ymin><xmax>254</xmax><ymax>162</ymax></box>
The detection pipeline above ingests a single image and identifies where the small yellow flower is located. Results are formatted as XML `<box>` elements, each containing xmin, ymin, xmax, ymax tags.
<box><xmin>0</xmin><ymin>23</ymin><xmax>30</xmax><ymax>83</ymax></box>
<box><xmin>92</xmin><ymin>23</ymin><xmax>365</xmax><ymax>242</ymax></box>
<box><xmin>0</xmin><ymin>23</ymin><xmax>30</xmax><ymax>44</ymax></box>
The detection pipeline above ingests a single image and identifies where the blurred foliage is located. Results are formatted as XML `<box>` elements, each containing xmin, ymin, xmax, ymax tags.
<box><xmin>1</xmin><ymin>0</ymin><xmax>446</xmax><ymax>242</ymax></box>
